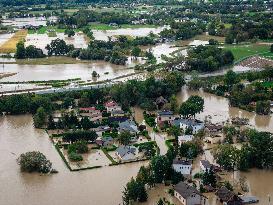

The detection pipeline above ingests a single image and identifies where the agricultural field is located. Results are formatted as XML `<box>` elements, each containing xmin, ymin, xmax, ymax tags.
<box><xmin>0</xmin><ymin>30</ymin><xmax>27</xmax><ymax>53</ymax></box>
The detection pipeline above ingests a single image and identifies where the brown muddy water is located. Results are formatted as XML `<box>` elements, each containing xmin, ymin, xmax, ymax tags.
<box><xmin>0</xmin><ymin>88</ymin><xmax>273</xmax><ymax>205</ymax></box>
<box><xmin>0</xmin><ymin>115</ymin><xmax>147</xmax><ymax>205</ymax></box>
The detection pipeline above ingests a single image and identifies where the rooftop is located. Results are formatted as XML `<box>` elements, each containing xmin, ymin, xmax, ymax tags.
<box><xmin>174</xmin><ymin>182</ymin><xmax>202</xmax><ymax>199</ymax></box>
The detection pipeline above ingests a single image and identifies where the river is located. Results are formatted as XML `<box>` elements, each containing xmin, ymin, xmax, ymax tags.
<box><xmin>0</xmin><ymin>88</ymin><xmax>273</xmax><ymax>205</ymax></box>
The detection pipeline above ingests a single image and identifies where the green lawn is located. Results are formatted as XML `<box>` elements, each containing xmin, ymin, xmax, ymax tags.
<box><xmin>223</xmin><ymin>44</ymin><xmax>271</xmax><ymax>62</ymax></box>
<box><xmin>261</xmin><ymin>81</ymin><xmax>273</xmax><ymax>88</ymax></box>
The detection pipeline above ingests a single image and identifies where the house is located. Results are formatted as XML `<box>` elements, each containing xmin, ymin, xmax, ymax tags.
<box><xmin>95</xmin><ymin>136</ymin><xmax>114</xmax><ymax>147</ymax></box>
<box><xmin>156</xmin><ymin>110</ymin><xmax>175</xmax><ymax>125</ymax></box>
<box><xmin>172</xmin><ymin>159</ymin><xmax>192</xmax><ymax>176</ymax></box>
<box><xmin>173</xmin><ymin>119</ymin><xmax>204</xmax><ymax>134</ymax></box>
<box><xmin>215</xmin><ymin>187</ymin><xmax>243</xmax><ymax>205</ymax></box>
<box><xmin>174</xmin><ymin>182</ymin><xmax>207</xmax><ymax>205</ymax></box>
<box><xmin>110</xmin><ymin>109</ymin><xmax>125</xmax><ymax>117</ymax></box>
<box><xmin>116</xmin><ymin>146</ymin><xmax>137</xmax><ymax>161</ymax></box>
<box><xmin>79</xmin><ymin>107</ymin><xmax>102</xmax><ymax>122</ymax></box>
<box><xmin>118</xmin><ymin>120</ymin><xmax>139</xmax><ymax>135</ymax></box>
<box><xmin>105</xmin><ymin>101</ymin><xmax>122</xmax><ymax>113</ymax></box>
<box><xmin>92</xmin><ymin>125</ymin><xmax>111</xmax><ymax>137</ymax></box>
<box><xmin>178</xmin><ymin>135</ymin><xmax>194</xmax><ymax>146</ymax></box>
<box><xmin>200</xmin><ymin>160</ymin><xmax>213</xmax><ymax>172</ymax></box>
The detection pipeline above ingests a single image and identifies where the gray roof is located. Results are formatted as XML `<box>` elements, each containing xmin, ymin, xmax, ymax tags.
<box><xmin>200</xmin><ymin>160</ymin><xmax>212</xmax><ymax>169</ymax></box>
<box><xmin>173</xmin><ymin>118</ymin><xmax>204</xmax><ymax>127</ymax></box>
<box><xmin>157</xmin><ymin>110</ymin><xmax>173</xmax><ymax>116</ymax></box>
<box><xmin>116</xmin><ymin>146</ymin><xmax>136</xmax><ymax>157</ymax></box>
<box><xmin>174</xmin><ymin>182</ymin><xmax>202</xmax><ymax>199</ymax></box>
<box><xmin>118</xmin><ymin>120</ymin><xmax>138</xmax><ymax>133</ymax></box>
<box><xmin>111</xmin><ymin>110</ymin><xmax>125</xmax><ymax>115</ymax></box>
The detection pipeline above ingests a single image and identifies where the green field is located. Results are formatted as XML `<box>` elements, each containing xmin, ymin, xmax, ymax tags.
<box><xmin>223</xmin><ymin>43</ymin><xmax>271</xmax><ymax>62</ymax></box>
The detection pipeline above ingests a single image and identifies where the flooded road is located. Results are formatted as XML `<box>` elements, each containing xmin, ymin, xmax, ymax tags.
<box><xmin>0</xmin><ymin>115</ymin><xmax>146</xmax><ymax>205</ymax></box>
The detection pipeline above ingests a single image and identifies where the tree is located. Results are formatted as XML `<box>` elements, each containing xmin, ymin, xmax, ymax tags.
<box><xmin>47</xmin><ymin>115</ymin><xmax>56</xmax><ymax>129</ymax></box>
<box><xmin>25</xmin><ymin>45</ymin><xmax>45</xmax><ymax>58</ymax></box>
<box><xmin>33</xmin><ymin>107</ymin><xmax>47</xmax><ymax>128</ymax></box>
<box><xmin>150</xmin><ymin>156</ymin><xmax>169</xmax><ymax>183</ymax></box>
<box><xmin>118</xmin><ymin>131</ymin><xmax>133</xmax><ymax>145</ymax></box>
<box><xmin>224</xmin><ymin>70</ymin><xmax>239</xmax><ymax>88</ymax></box>
<box><xmin>17</xmin><ymin>151</ymin><xmax>52</xmax><ymax>173</ymax></box>
<box><xmin>256</xmin><ymin>100</ymin><xmax>270</xmax><ymax>115</ymax></box>
<box><xmin>64</xmin><ymin>28</ymin><xmax>75</xmax><ymax>37</ymax></box>
<box><xmin>170</xmin><ymin>94</ymin><xmax>178</xmax><ymax>113</ymax></box>
<box><xmin>157</xmin><ymin>198</ymin><xmax>164</xmax><ymax>205</ymax></box>
<box><xmin>271</xmin><ymin>44</ymin><xmax>273</xmax><ymax>53</ymax></box>
<box><xmin>46</xmin><ymin>38</ymin><xmax>74</xmax><ymax>56</ymax></box>
<box><xmin>179</xmin><ymin>95</ymin><xmax>204</xmax><ymax>118</ymax></box>
<box><xmin>131</xmin><ymin>47</ymin><xmax>141</xmax><ymax>59</ymax></box>
<box><xmin>15</xmin><ymin>41</ymin><xmax>26</xmax><ymax>59</ymax></box>
<box><xmin>214</xmin><ymin>144</ymin><xmax>239</xmax><ymax>170</ymax></box>
<box><xmin>202</xmin><ymin>168</ymin><xmax>217</xmax><ymax>187</ymax></box>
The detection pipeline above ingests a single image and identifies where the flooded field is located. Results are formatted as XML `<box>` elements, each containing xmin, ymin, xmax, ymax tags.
<box><xmin>93</xmin><ymin>26</ymin><xmax>167</xmax><ymax>41</ymax></box>
<box><xmin>25</xmin><ymin>32</ymin><xmax>89</xmax><ymax>53</ymax></box>
<box><xmin>0</xmin><ymin>62</ymin><xmax>135</xmax><ymax>82</ymax></box>
<box><xmin>2</xmin><ymin>17</ymin><xmax>57</xmax><ymax>27</ymax></box>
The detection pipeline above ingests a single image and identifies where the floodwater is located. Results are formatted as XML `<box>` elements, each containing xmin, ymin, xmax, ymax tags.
<box><xmin>25</xmin><ymin>32</ymin><xmax>88</xmax><ymax>53</ymax></box>
<box><xmin>2</xmin><ymin>17</ymin><xmax>57</xmax><ymax>27</ymax></box>
<box><xmin>93</xmin><ymin>26</ymin><xmax>167</xmax><ymax>41</ymax></box>
<box><xmin>0</xmin><ymin>88</ymin><xmax>273</xmax><ymax>205</ymax></box>
<box><xmin>0</xmin><ymin>115</ymin><xmax>147</xmax><ymax>205</ymax></box>
<box><xmin>0</xmin><ymin>62</ymin><xmax>135</xmax><ymax>82</ymax></box>
<box><xmin>177</xmin><ymin>88</ymin><xmax>273</xmax><ymax>132</ymax></box>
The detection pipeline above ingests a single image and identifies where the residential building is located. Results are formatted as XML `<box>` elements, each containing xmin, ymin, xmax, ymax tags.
<box><xmin>79</xmin><ymin>107</ymin><xmax>102</xmax><ymax>122</ymax></box>
<box><xmin>174</xmin><ymin>182</ymin><xmax>207</xmax><ymax>205</ymax></box>
<box><xmin>215</xmin><ymin>187</ymin><xmax>243</xmax><ymax>205</ymax></box>
<box><xmin>92</xmin><ymin>125</ymin><xmax>111</xmax><ymax>137</ymax></box>
<box><xmin>95</xmin><ymin>136</ymin><xmax>114</xmax><ymax>147</ymax></box>
<box><xmin>172</xmin><ymin>159</ymin><xmax>192</xmax><ymax>176</ymax></box>
<box><xmin>173</xmin><ymin>119</ymin><xmax>204</xmax><ymax>134</ymax></box>
<box><xmin>118</xmin><ymin>120</ymin><xmax>139</xmax><ymax>135</ymax></box>
<box><xmin>116</xmin><ymin>146</ymin><xmax>137</xmax><ymax>161</ymax></box>
<box><xmin>200</xmin><ymin>160</ymin><xmax>213</xmax><ymax>172</ymax></box>
<box><xmin>178</xmin><ymin>135</ymin><xmax>194</xmax><ymax>146</ymax></box>
<box><xmin>105</xmin><ymin>101</ymin><xmax>122</xmax><ymax>113</ymax></box>
<box><xmin>156</xmin><ymin>110</ymin><xmax>175</xmax><ymax>125</ymax></box>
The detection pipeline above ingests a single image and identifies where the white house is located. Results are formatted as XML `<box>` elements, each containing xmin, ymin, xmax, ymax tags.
<box><xmin>174</xmin><ymin>182</ymin><xmax>207</xmax><ymax>205</ymax></box>
<box><xmin>105</xmin><ymin>101</ymin><xmax>122</xmax><ymax>113</ymax></box>
<box><xmin>178</xmin><ymin>135</ymin><xmax>194</xmax><ymax>146</ymax></box>
<box><xmin>177</xmin><ymin>119</ymin><xmax>204</xmax><ymax>134</ymax></box>
<box><xmin>172</xmin><ymin>159</ymin><xmax>192</xmax><ymax>176</ymax></box>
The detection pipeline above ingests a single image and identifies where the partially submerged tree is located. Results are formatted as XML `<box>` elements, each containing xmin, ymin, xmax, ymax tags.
<box><xmin>17</xmin><ymin>151</ymin><xmax>52</xmax><ymax>173</ymax></box>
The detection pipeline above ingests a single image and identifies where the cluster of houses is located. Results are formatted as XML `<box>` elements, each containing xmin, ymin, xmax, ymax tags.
<box><xmin>52</xmin><ymin>100</ymin><xmax>146</xmax><ymax>162</ymax></box>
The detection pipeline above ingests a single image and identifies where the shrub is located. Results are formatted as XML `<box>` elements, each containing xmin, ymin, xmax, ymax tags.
<box><xmin>68</xmin><ymin>152</ymin><xmax>83</xmax><ymax>161</ymax></box>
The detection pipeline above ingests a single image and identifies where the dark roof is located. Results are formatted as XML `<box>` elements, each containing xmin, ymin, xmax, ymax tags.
<box><xmin>174</xmin><ymin>182</ymin><xmax>202</xmax><ymax>199</ymax></box>
<box><xmin>200</xmin><ymin>160</ymin><xmax>212</xmax><ymax>169</ymax></box>
<box><xmin>116</xmin><ymin>146</ymin><xmax>136</xmax><ymax>157</ymax></box>
<box><xmin>173</xmin><ymin>159</ymin><xmax>192</xmax><ymax>165</ymax></box>
<box><xmin>157</xmin><ymin>110</ymin><xmax>173</xmax><ymax>116</ymax></box>
<box><xmin>215</xmin><ymin>187</ymin><xmax>242</xmax><ymax>204</ymax></box>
